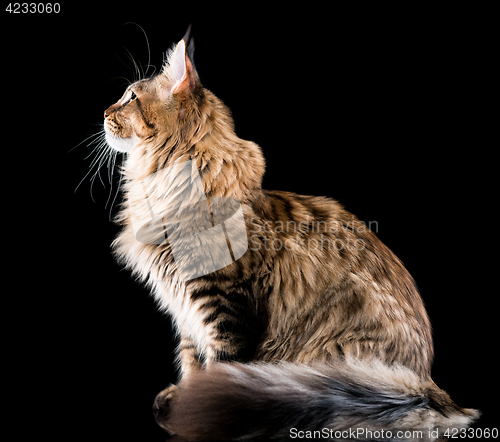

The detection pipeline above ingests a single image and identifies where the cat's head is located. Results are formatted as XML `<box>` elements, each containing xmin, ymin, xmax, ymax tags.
<box><xmin>104</xmin><ymin>30</ymin><xmax>203</xmax><ymax>154</ymax></box>
<box><xmin>103</xmin><ymin>30</ymin><xmax>265</xmax><ymax>198</ymax></box>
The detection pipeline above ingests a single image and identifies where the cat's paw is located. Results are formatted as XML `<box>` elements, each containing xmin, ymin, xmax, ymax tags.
<box><xmin>152</xmin><ymin>384</ymin><xmax>179</xmax><ymax>433</ymax></box>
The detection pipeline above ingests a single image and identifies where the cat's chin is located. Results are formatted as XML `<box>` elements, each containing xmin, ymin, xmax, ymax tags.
<box><xmin>105</xmin><ymin>132</ymin><xmax>136</xmax><ymax>153</ymax></box>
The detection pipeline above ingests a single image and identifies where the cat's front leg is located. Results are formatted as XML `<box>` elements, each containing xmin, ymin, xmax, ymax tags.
<box><xmin>178</xmin><ymin>335</ymin><xmax>204</xmax><ymax>377</ymax></box>
<box><xmin>201</xmin><ymin>296</ymin><xmax>261</xmax><ymax>365</ymax></box>
<box><xmin>154</xmin><ymin>289</ymin><xmax>261</xmax><ymax>432</ymax></box>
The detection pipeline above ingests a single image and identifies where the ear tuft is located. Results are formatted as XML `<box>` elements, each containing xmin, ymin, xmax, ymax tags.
<box><xmin>161</xmin><ymin>29</ymin><xmax>198</xmax><ymax>97</ymax></box>
<box><xmin>182</xmin><ymin>24</ymin><xmax>195</xmax><ymax>62</ymax></box>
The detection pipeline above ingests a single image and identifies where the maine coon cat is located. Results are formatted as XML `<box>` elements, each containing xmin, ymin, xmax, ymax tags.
<box><xmin>103</xmin><ymin>29</ymin><xmax>478</xmax><ymax>441</ymax></box>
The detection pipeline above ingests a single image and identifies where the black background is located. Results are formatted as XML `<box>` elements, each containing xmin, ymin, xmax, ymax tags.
<box><xmin>3</xmin><ymin>3</ymin><xmax>496</xmax><ymax>441</ymax></box>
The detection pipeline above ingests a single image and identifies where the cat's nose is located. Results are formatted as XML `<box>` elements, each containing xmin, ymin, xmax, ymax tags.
<box><xmin>104</xmin><ymin>110</ymin><xmax>109</xmax><ymax>119</ymax></box>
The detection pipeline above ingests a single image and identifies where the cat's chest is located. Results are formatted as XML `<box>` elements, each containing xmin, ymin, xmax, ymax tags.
<box><xmin>121</xmin><ymin>159</ymin><xmax>222</xmax><ymax>347</ymax></box>
<box><xmin>125</xmin><ymin>159</ymin><xmax>212</xmax><ymax>247</ymax></box>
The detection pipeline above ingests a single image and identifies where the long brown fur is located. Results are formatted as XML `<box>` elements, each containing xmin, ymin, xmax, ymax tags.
<box><xmin>103</xmin><ymin>30</ymin><xmax>478</xmax><ymax>441</ymax></box>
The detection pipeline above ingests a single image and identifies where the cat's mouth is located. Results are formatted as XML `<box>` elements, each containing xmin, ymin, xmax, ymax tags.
<box><xmin>104</xmin><ymin>126</ymin><xmax>136</xmax><ymax>153</ymax></box>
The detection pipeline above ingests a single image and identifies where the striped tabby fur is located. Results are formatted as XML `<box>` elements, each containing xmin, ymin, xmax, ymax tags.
<box><xmin>103</xmin><ymin>29</ymin><xmax>478</xmax><ymax>441</ymax></box>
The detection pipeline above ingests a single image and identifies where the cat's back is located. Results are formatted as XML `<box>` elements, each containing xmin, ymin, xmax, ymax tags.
<box><xmin>248</xmin><ymin>189</ymin><xmax>433</xmax><ymax>378</ymax></box>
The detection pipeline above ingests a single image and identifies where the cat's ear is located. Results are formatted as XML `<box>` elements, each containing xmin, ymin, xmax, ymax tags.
<box><xmin>161</xmin><ymin>33</ymin><xmax>197</xmax><ymax>98</ymax></box>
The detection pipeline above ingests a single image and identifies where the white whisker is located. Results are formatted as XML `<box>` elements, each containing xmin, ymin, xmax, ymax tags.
<box><xmin>68</xmin><ymin>131</ymin><xmax>103</xmax><ymax>153</ymax></box>
<box><xmin>74</xmin><ymin>136</ymin><xmax>107</xmax><ymax>194</ymax></box>
<box><xmin>108</xmin><ymin>170</ymin><xmax>123</xmax><ymax>222</ymax></box>
<box><xmin>125</xmin><ymin>22</ymin><xmax>152</xmax><ymax>79</ymax></box>
<box><xmin>88</xmin><ymin>145</ymin><xmax>111</xmax><ymax>202</ymax></box>
<box><xmin>123</xmin><ymin>46</ymin><xmax>143</xmax><ymax>82</ymax></box>
<box><xmin>75</xmin><ymin>129</ymin><xmax>117</xmax><ymax>197</ymax></box>
<box><xmin>75</xmin><ymin>24</ymin><xmax>151</xmax><ymax>214</ymax></box>
<box><xmin>106</xmin><ymin>150</ymin><xmax>121</xmax><ymax>220</ymax></box>
<box><xmin>74</xmin><ymin>129</ymin><xmax>124</xmax><ymax>211</ymax></box>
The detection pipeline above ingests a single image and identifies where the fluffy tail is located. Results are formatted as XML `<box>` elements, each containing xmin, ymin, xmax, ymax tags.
<box><xmin>164</xmin><ymin>358</ymin><xmax>479</xmax><ymax>441</ymax></box>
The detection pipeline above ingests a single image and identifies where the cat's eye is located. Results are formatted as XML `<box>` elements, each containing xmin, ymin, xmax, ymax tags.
<box><xmin>127</xmin><ymin>91</ymin><xmax>137</xmax><ymax>103</ymax></box>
